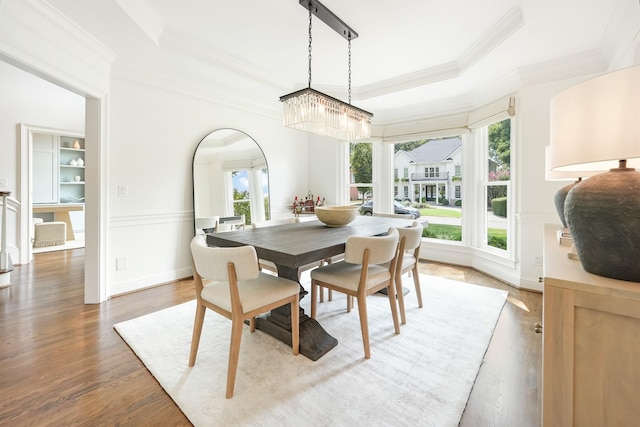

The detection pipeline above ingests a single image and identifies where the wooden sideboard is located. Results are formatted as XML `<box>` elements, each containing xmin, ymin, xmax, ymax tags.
<box><xmin>542</xmin><ymin>224</ymin><xmax>640</xmax><ymax>426</ymax></box>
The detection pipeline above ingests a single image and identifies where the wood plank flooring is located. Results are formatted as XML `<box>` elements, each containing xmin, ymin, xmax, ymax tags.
<box><xmin>0</xmin><ymin>249</ymin><xmax>542</xmax><ymax>426</ymax></box>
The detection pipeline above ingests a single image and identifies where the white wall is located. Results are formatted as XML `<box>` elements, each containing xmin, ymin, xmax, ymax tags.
<box><xmin>106</xmin><ymin>75</ymin><xmax>308</xmax><ymax>294</ymax></box>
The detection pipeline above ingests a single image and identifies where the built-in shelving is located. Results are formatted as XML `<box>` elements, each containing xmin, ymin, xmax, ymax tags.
<box><xmin>58</xmin><ymin>136</ymin><xmax>85</xmax><ymax>203</ymax></box>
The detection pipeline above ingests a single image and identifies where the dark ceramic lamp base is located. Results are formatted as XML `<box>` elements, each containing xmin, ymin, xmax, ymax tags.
<box><xmin>565</xmin><ymin>163</ymin><xmax>640</xmax><ymax>282</ymax></box>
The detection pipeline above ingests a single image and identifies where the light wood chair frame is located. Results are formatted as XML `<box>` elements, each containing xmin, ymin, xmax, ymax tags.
<box><xmin>189</xmin><ymin>237</ymin><xmax>299</xmax><ymax>398</ymax></box>
<box><xmin>394</xmin><ymin>222</ymin><xmax>424</xmax><ymax>324</ymax></box>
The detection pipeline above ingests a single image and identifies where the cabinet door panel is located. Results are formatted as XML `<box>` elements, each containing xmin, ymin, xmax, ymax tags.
<box><xmin>32</xmin><ymin>133</ymin><xmax>58</xmax><ymax>203</ymax></box>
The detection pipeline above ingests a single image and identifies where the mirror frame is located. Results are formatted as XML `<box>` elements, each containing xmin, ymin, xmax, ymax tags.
<box><xmin>192</xmin><ymin>128</ymin><xmax>270</xmax><ymax>234</ymax></box>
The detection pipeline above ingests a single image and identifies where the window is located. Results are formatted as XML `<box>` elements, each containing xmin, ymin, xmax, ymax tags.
<box><xmin>403</xmin><ymin>168</ymin><xmax>409</xmax><ymax>179</ymax></box>
<box><xmin>394</xmin><ymin>168</ymin><xmax>398</xmax><ymax>179</ymax></box>
<box><xmin>455</xmin><ymin>164</ymin><xmax>461</xmax><ymax>177</ymax></box>
<box><xmin>484</xmin><ymin>118</ymin><xmax>511</xmax><ymax>252</ymax></box>
<box><xmin>350</xmin><ymin>142</ymin><xmax>372</xmax><ymax>203</ymax></box>
<box><xmin>424</xmin><ymin>167</ymin><xmax>440</xmax><ymax>178</ymax></box>
<box><xmin>455</xmin><ymin>185</ymin><xmax>461</xmax><ymax>199</ymax></box>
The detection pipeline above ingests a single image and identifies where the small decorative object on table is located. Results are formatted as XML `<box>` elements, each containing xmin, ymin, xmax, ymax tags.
<box><xmin>292</xmin><ymin>192</ymin><xmax>324</xmax><ymax>216</ymax></box>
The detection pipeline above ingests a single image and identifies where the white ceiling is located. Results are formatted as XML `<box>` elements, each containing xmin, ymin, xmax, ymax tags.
<box><xmin>46</xmin><ymin>0</ymin><xmax>639</xmax><ymax>125</ymax></box>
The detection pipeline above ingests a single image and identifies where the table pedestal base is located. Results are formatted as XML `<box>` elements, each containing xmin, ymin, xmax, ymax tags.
<box><xmin>255</xmin><ymin>309</ymin><xmax>338</xmax><ymax>361</ymax></box>
<box><xmin>255</xmin><ymin>264</ymin><xmax>338</xmax><ymax>361</ymax></box>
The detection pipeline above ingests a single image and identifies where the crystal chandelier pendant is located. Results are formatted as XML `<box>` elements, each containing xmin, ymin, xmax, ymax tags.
<box><xmin>280</xmin><ymin>88</ymin><xmax>372</xmax><ymax>141</ymax></box>
<box><xmin>280</xmin><ymin>0</ymin><xmax>373</xmax><ymax>141</ymax></box>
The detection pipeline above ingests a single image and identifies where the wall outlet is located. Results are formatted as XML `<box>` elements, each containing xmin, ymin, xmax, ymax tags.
<box><xmin>116</xmin><ymin>257</ymin><xmax>128</xmax><ymax>271</ymax></box>
<box><xmin>533</xmin><ymin>256</ymin><xmax>543</xmax><ymax>267</ymax></box>
<box><xmin>0</xmin><ymin>177</ymin><xmax>7</xmax><ymax>187</ymax></box>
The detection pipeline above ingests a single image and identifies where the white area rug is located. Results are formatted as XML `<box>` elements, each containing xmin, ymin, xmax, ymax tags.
<box><xmin>114</xmin><ymin>274</ymin><xmax>507</xmax><ymax>427</ymax></box>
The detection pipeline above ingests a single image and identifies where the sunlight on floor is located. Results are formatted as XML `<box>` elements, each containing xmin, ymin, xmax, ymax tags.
<box><xmin>507</xmin><ymin>294</ymin><xmax>529</xmax><ymax>312</ymax></box>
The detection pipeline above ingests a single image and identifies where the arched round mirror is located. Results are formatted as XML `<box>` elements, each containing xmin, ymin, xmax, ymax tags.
<box><xmin>192</xmin><ymin>129</ymin><xmax>270</xmax><ymax>234</ymax></box>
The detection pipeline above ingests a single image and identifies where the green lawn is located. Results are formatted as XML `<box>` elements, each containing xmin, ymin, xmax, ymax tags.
<box><xmin>423</xmin><ymin>223</ymin><xmax>507</xmax><ymax>250</ymax></box>
<box><xmin>423</xmin><ymin>224</ymin><xmax>461</xmax><ymax>240</ymax></box>
<box><xmin>419</xmin><ymin>207</ymin><xmax>461</xmax><ymax>218</ymax></box>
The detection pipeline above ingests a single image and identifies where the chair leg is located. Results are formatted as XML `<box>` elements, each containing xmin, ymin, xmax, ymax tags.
<box><xmin>412</xmin><ymin>265</ymin><xmax>423</xmax><ymax>308</ymax></box>
<box><xmin>347</xmin><ymin>295</ymin><xmax>353</xmax><ymax>313</ymax></box>
<box><xmin>291</xmin><ymin>296</ymin><xmax>300</xmax><ymax>356</ymax></box>
<box><xmin>396</xmin><ymin>270</ymin><xmax>407</xmax><ymax>325</ymax></box>
<box><xmin>249</xmin><ymin>317</ymin><xmax>256</xmax><ymax>332</ymax></box>
<box><xmin>356</xmin><ymin>295</ymin><xmax>371</xmax><ymax>359</ymax></box>
<box><xmin>386</xmin><ymin>282</ymin><xmax>401</xmax><ymax>335</ymax></box>
<box><xmin>226</xmin><ymin>317</ymin><xmax>244</xmax><ymax>399</ymax></box>
<box><xmin>319</xmin><ymin>286</ymin><xmax>325</xmax><ymax>303</ymax></box>
<box><xmin>188</xmin><ymin>302</ymin><xmax>206</xmax><ymax>367</ymax></box>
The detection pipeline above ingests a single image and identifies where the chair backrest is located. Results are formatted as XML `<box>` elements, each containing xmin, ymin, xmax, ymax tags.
<box><xmin>397</xmin><ymin>221</ymin><xmax>423</xmax><ymax>252</ymax></box>
<box><xmin>190</xmin><ymin>235</ymin><xmax>259</xmax><ymax>282</ymax></box>
<box><xmin>345</xmin><ymin>227</ymin><xmax>399</xmax><ymax>265</ymax></box>
<box><xmin>252</xmin><ymin>217</ymin><xmax>300</xmax><ymax>228</ymax></box>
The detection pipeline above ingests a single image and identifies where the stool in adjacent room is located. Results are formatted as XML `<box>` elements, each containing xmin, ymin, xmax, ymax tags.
<box><xmin>33</xmin><ymin>221</ymin><xmax>67</xmax><ymax>248</ymax></box>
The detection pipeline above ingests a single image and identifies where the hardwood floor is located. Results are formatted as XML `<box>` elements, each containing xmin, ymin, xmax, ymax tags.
<box><xmin>0</xmin><ymin>249</ymin><xmax>542</xmax><ymax>426</ymax></box>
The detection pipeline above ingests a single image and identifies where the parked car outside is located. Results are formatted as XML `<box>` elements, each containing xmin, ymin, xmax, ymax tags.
<box><xmin>359</xmin><ymin>200</ymin><xmax>421</xmax><ymax>218</ymax></box>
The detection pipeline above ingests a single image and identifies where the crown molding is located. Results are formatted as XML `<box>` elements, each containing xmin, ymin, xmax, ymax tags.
<box><xmin>111</xmin><ymin>57</ymin><xmax>282</xmax><ymax>122</ymax></box>
<box><xmin>160</xmin><ymin>28</ymin><xmax>289</xmax><ymax>93</ymax></box>
<box><xmin>0</xmin><ymin>0</ymin><xmax>115</xmax><ymax>96</ymax></box>
<box><xmin>516</xmin><ymin>50</ymin><xmax>608</xmax><ymax>87</ymax></box>
<box><xmin>355</xmin><ymin>5</ymin><xmax>524</xmax><ymax>101</ymax></box>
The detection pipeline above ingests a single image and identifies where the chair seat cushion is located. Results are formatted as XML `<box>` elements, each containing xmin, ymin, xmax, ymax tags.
<box><xmin>201</xmin><ymin>272</ymin><xmax>299</xmax><ymax>313</ymax></box>
<box><xmin>310</xmin><ymin>261</ymin><xmax>391</xmax><ymax>293</ymax></box>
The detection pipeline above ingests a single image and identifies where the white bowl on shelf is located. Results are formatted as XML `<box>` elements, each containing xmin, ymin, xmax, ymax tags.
<box><xmin>314</xmin><ymin>205</ymin><xmax>358</xmax><ymax>227</ymax></box>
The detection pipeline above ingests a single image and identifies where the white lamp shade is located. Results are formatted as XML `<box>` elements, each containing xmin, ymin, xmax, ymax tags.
<box><xmin>550</xmin><ymin>65</ymin><xmax>640</xmax><ymax>172</ymax></box>
<box><xmin>544</xmin><ymin>146</ymin><xmax>598</xmax><ymax>181</ymax></box>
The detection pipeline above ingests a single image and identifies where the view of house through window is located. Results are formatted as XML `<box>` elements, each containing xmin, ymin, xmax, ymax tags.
<box><xmin>394</xmin><ymin>138</ymin><xmax>463</xmax><ymax>242</ymax></box>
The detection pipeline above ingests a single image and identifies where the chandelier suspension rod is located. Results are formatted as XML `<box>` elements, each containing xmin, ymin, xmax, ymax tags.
<box><xmin>299</xmin><ymin>0</ymin><xmax>358</xmax><ymax>41</ymax></box>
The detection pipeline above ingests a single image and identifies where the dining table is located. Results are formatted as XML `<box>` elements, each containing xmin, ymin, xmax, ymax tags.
<box><xmin>206</xmin><ymin>215</ymin><xmax>413</xmax><ymax>361</ymax></box>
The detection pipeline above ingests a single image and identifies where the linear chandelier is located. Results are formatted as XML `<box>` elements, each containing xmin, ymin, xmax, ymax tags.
<box><xmin>280</xmin><ymin>0</ymin><xmax>373</xmax><ymax>141</ymax></box>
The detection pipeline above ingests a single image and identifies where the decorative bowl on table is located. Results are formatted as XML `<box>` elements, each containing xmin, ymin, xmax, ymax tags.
<box><xmin>314</xmin><ymin>205</ymin><xmax>358</xmax><ymax>227</ymax></box>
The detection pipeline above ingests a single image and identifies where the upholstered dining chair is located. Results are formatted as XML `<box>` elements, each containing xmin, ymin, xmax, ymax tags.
<box><xmin>310</xmin><ymin>228</ymin><xmax>401</xmax><ymax>359</ymax></box>
<box><xmin>392</xmin><ymin>221</ymin><xmax>424</xmax><ymax>325</ymax></box>
<box><xmin>189</xmin><ymin>235</ymin><xmax>300</xmax><ymax>398</ymax></box>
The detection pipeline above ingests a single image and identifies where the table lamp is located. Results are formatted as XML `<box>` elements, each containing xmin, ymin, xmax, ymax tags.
<box><xmin>544</xmin><ymin>145</ymin><xmax>597</xmax><ymax>231</ymax></box>
<box><xmin>550</xmin><ymin>65</ymin><xmax>640</xmax><ymax>282</ymax></box>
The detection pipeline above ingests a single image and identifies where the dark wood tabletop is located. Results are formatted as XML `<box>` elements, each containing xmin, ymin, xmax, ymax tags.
<box><xmin>206</xmin><ymin>215</ymin><xmax>413</xmax><ymax>275</ymax></box>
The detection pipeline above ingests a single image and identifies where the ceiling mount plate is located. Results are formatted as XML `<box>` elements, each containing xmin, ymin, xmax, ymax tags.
<box><xmin>299</xmin><ymin>0</ymin><xmax>359</xmax><ymax>40</ymax></box>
